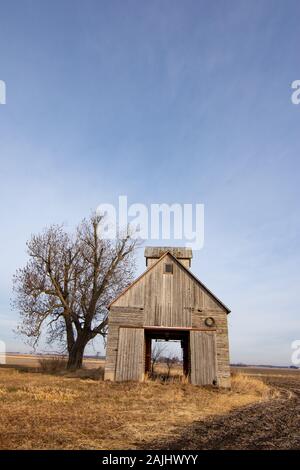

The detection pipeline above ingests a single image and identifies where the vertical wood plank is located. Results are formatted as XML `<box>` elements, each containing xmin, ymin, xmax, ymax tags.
<box><xmin>115</xmin><ymin>327</ymin><xmax>145</xmax><ymax>381</ymax></box>
<box><xmin>190</xmin><ymin>331</ymin><xmax>217</xmax><ymax>385</ymax></box>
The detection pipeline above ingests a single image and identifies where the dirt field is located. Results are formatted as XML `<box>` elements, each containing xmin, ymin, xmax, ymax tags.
<box><xmin>0</xmin><ymin>365</ymin><xmax>272</xmax><ymax>450</ymax></box>
<box><xmin>144</xmin><ymin>368</ymin><xmax>300</xmax><ymax>450</ymax></box>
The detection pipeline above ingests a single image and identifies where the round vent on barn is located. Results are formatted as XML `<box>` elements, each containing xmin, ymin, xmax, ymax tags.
<box><xmin>205</xmin><ymin>317</ymin><xmax>215</xmax><ymax>327</ymax></box>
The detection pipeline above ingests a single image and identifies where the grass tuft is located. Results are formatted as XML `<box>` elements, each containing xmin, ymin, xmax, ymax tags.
<box><xmin>231</xmin><ymin>372</ymin><xmax>270</xmax><ymax>398</ymax></box>
<box><xmin>38</xmin><ymin>357</ymin><xmax>67</xmax><ymax>373</ymax></box>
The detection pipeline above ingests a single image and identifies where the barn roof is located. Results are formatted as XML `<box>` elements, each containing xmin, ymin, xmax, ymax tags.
<box><xmin>108</xmin><ymin>251</ymin><xmax>231</xmax><ymax>313</ymax></box>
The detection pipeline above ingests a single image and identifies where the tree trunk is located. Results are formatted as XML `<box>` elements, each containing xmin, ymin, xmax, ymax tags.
<box><xmin>67</xmin><ymin>337</ymin><xmax>88</xmax><ymax>370</ymax></box>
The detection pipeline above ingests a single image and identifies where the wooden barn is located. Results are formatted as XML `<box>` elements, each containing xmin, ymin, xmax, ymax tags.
<box><xmin>104</xmin><ymin>247</ymin><xmax>231</xmax><ymax>388</ymax></box>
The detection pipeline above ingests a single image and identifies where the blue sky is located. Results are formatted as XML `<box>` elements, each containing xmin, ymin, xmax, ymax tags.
<box><xmin>0</xmin><ymin>0</ymin><xmax>299</xmax><ymax>364</ymax></box>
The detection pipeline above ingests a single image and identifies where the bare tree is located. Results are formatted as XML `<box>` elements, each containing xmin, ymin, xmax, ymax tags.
<box><xmin>151</xmin><ymin>342</ymin><xmax>167</xmax><ymax>374</ymax></box>
<box><xmin>13</xmin><ymin>214</ymin><xmax>139</xmax><ymax>369</ymax></box>
<box><xmin>165</xmin><ymin>355</ymin><xmax>178</xmax><ymax>379</ymax></box>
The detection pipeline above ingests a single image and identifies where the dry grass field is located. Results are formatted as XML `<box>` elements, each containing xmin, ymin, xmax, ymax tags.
<box><xmin>0</xmin><ymin>364</ymin><xmax>272</xmax><ymax>450</ymax></box>
<box><xmin>4</xmin><ymin>353</ymin><xmax>104</xmax><ymax>370</ymax></box>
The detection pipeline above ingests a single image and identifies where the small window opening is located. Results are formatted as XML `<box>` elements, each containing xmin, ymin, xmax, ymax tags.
<box><xmin>164</xmin><ymin>263</ymin><xmax>173</xmax><ymax>274</ymax></box>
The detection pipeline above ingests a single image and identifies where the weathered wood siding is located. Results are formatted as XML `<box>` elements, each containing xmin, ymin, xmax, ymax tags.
<box><xmin>104</xmin><ymin>308</ymin><xmax>144</xmax><ymax>381</ymax></box>
<box><xmin>115</xmin><ymin>327</ymin><xmax>144</xmax><ymax>381</ymax></box>
<box><xmin>190</xmin><ymin>331</ymin><xmax>217</xmax><ymax>385</ymax></box>
<box><xmin>191</xmin><ymin>309</ymin><xmax>230</xmax><ymax>388</ymax></box>
<box><xmin>114</xmin><ymin>254</ymin><xmax>213</xmax><ymax>327</ymax></box>
<box><xmin>147</xmin><ymin>258</ymin><xmax>190</xmax><ymax>269</ymax></box>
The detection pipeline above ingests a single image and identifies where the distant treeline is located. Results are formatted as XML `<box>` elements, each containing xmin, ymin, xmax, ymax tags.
<box><xmin>231</xmin><ymin>363</ymin><xmax>299</xmax><ymax>369</ymax></box>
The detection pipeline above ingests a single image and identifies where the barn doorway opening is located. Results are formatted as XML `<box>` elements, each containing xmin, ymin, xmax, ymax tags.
<box><xmin>144</xmin><ymin>329</ymin><xmax>190</xmax><ymax>382</ymax></box>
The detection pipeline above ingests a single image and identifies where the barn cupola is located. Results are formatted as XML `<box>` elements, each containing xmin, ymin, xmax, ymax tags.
<box><xmin>144</xmin><ymin>246</ymin><xmax>193</xmax><ymax>269</ymax></box>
